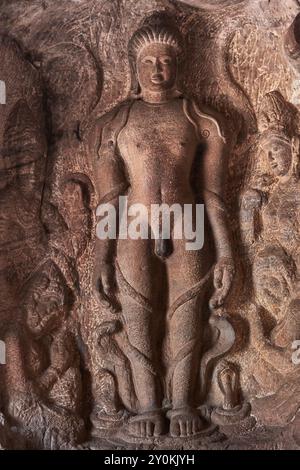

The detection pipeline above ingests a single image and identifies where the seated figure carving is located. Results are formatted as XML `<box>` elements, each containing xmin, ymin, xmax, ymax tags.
<box><xmin>240</xmin><ymin>91</ymin><xmax>300</xmax><ymax>263</ymax></box>
<box><xmin>4</xmin><ymin>260</ymin><xmax>84</xmax><ymax>448</ymax></box>
<box><xmin>249</xmin><ymin>247</ymin><xmax>300</xmax><ymax>425</ymax></box>
<box><xmin>238</xmin><ymin>91</ymin><xmax>300</xmax><ymax>425</ymax></box>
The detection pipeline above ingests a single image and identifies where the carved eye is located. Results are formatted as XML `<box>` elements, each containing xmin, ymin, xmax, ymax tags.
<box><xmin>161</xmin><ymin>56</ymin><xmax>172</xmax><ymax>65</ymax></box>
<box><xmin>142</xmin><ymin>57</ymin><xmax>154</xmax><ymax>65</ymax></box>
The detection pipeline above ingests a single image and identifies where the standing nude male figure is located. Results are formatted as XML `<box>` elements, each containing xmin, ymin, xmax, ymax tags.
<box><xmin>92</xmin><ymin>16</ymin><xmax>235</xmax><ymax>438</ymax></box>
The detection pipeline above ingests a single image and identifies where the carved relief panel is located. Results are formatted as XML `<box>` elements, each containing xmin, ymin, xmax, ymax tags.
<box><xmin>0</xmin><ymin>0</ymin><xmax>300</xmax><ymax>450</ymax></box>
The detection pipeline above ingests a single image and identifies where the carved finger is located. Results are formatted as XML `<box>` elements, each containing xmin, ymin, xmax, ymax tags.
<box><xmin>101</xmin><ymin>272</ymin><xmax>113</xmax><ymax>298</ymax></box>
<box><xmin>216</xmin><ymin>291</ymin><xmax>227</xmax><ymax>308</ymax></box>
<box><xmin>97</xmin><ymin>287</ymin><xmax>112</xmax><ymax>309</ymax></box>
<box><xmin>186</xmin><ymin>419</ymin><xmax>192</xmax><ymax>436</ymax></box>
<box><xmin>222</xmin><ymin>269</ymin><xmax>234</xmax><ymax>297</ymax></box>
<box><xmin>170</xmin><ymin>419</ymin><xmax>180</xmax><ymax>437</ymax></box>
<box><xmin>209</xmin><ymin>291</ymin><xmax>222</xmax><ymax>310</ymax></box>
<box><xmin>214</xmin><ymin>267</ymin><xmax>223</xmax><ymax>289</ymax></box>
<box><xmin>95</xmin><ymin>277</ymin><xmax>111</xmax><ymax>308</ymax></box>
<box><xmin>154</xmin><ymin>418</ymin><xmax>164</xmax><ymax>437</ymax></box>
<box><xmin>98</xmin><ymin>277</ymin><xmax>120</xmax><ymax>313</ymax></box>
<box><xmin>179</xmin><ymin>419</ymin><xmax>187</xmax><ymax>437</ymax></box>
<box><xmin>209</xmin><ymin>294</ymin><xmax>218</xmax><ymax>310</ymax></box>
<box><xmin>140</xmin><ymin>421</ymin><xmax>146</xmax><ymax>438</ymax></box>
<box><xmin>129</xmin><ymin>422</ymin><xmax>135</xmax><ymax>436</ymax></box>
<box><xmin>146</xmin><ymin>421</ymin><xmax>154</xmax><ymax>437</ymax></box>
<box><xmin>192</xmin><ymin>419</ymin><xmax>197</xmax><ymax>435</ymax></box>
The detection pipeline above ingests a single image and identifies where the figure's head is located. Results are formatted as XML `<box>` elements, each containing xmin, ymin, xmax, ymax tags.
<box><xmin>16</xmin><ymin>159</ymin><xmax>44</xmax><ymax>195</ymax></box>
<box><xmin>253</xmin><ymin>246</ymin><xmax>295</xmax><ymax>320</ymax></box>
<box><xmin>60</xmin><ymin>175</ymin><xmax>93</xmax><ymax>257</ymax></box>
<box><xmin>128</xmin><ymin>15</ymin><xmax>183</xmax><ymax>96</ymax></box>
<box><xmin>23</xmin><ymin>262</ymin><xmax>69</xmax><ymax>337</ymax></box>
<box><xmin>17</xmin><ymin>163</ymin><xmax>36</xmax><ymax>192</ymax></box>
<box><xmin>137</xmin><ymin>43</ymin><xmax>177</xmax><ymax>93</ymax></box>
<box><xmin>258</xmin><ymin>91</ymin><xmax>299</xmax><ymax>179</ymax></box>
<box><xmin>260</xmin><ymin>135</ymin><xmax>293</xmax><ymax>177</ymax></box>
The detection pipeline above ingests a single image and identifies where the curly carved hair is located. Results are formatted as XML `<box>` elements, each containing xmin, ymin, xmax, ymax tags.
<box><xmin>128</xmin><ymin>13</ymin><xmax>184</xmax><ymax>95</ymax></box>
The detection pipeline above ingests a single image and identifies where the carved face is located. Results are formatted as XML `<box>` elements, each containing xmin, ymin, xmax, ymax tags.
<box><xmin>25</xmin><ymin>275</ymin><xmax>65</xmax><ymax>337</ymax></box>
<box><xmin>263</xmin><ymin>138</ymin><xmax>292</xmax><ymax>177</ymax></box>
<box><xmin>136</xmin><ymin>43</ymin><xmax>177</xmax><ymax>93</ymax></box>
<box><xmin>17</xmin><ymin>163</ymin><xmax>37</xmax><ymax>193</ymax></box>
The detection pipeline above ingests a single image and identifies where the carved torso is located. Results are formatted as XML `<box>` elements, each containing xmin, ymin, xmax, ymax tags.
<box><xmin>117</xmin><ymin>98</ymin><xmax>200</xmax><ymax>208</ymax></box>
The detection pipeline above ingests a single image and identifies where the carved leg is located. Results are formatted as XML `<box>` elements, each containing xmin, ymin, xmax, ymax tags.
<box><xmin>118</xmin><ymin>291</ymin><xmax>164</xmax><ymax>437</ymax></box>
<box><xmin>166</xmin><ymin>241</ymin><xmax>208</xmax><ymax>437</ymax></box>
<box><xmin>167</xmin><ymin>293</ymin><xmax>206</xmax><ymax>437</ymax></box>
<box><xmin>116</xmin><ymin>239</ymin><xmax>164</xmax><ymax>437</ymax></box>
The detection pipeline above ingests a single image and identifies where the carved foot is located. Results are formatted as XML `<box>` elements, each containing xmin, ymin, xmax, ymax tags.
<box><xmin>167</xmin><ymin>408</ymin><xmax>205</xmax><ymax>437</ymax></box>
<box><xmin>128</xmin><ymin>410</ymin><xmax>165</xmax><ymax>438</ymax></box>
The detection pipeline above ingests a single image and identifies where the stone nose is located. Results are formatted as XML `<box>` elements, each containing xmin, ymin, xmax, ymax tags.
<box><xmin>153</xmin><ymin>58</ymin><xmax>163</xmax><ymax>72</ymax></box>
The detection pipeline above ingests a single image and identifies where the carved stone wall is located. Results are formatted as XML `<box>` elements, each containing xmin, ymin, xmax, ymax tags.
<box><xmin>0</xmin><ymin>0</ymin><xmax>300</xmax><ymax>450</ymax></box>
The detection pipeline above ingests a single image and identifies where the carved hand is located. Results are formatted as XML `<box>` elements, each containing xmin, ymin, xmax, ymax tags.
<box><xmin>39</xmin><ymin>368</ymin><xmax>58</xmax><ymax>393</ymax></box>
<box><xmin>50</xmin><ymin>338</ymin><xmax>70</xmax><ymax>373</ymax></box>
<box><xmin>96</xmin><ymin>261</ymin><xmax>119</xmax><ymax>313</ymax></box>
<box><xmin>209</xmin><ymin>257</ymin><xmax>235</xmax><ymax>310</ymax></box>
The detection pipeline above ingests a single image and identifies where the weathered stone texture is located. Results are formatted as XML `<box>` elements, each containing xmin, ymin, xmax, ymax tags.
<box><xmin>0</xmin><ymin>0</ymin><xmax>300</xmax><ymax>450</ymax></box>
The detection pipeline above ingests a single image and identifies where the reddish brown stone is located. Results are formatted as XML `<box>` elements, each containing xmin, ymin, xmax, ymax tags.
<box><xmin>0</xmin><ymin>0</ymin><xmax>299</xmax><ymax>450</ymax></box>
